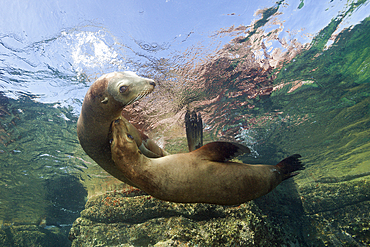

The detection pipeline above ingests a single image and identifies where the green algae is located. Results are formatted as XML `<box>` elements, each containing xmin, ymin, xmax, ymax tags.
<box><xmin>274</xmin><ymin>16</ymin><xmax>370</xmax><ymax>89</ymax></box>
<box><xmin>0</xmin><ymin>95</ymin><xmax>89</xmax><ymax>246</ymax></box>
<box><xmin>246</xmin><ymin>6</ymin><xmax>370</xmax><ymax>181</ymax></box>
<box><xmin>0</xmin><ymin>224</ymin><xmax>70</xmax><ymax>247</ymax></box>
<box><xmin>298</xmin><ymin>0</ymin><xmax>304</xmax><ymax>9</ymax></box>
<box><xmin>307</xmin><ymin>201</ymin><xmax>370</xmax><ymax>246</ymax></box>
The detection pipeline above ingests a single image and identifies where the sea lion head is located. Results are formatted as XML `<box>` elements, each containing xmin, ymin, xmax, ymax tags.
<box><xmin>110</xmin><ymin>117</ymin><xmax>142</xmax><ymax>164</ymax></box>
<box><xmin>107</xmin><ymin>71</ymin><xmax>156</xmax><ymax>106</ymax></box>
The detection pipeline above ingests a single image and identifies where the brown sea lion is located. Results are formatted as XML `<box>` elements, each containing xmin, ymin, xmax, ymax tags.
<box><xmin>110</xmin><ymin>118</ymin><xmax>305</xmax><ymax>205</ymax></box>
<box><xmin>77</xmin><ymin>71</ymin><xmax>168</xmax><ymax>186</ymax></box>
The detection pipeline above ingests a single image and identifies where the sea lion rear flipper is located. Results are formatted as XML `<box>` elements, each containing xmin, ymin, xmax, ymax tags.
<box><xmin>275</xmin><ymin>154</ymin><xmax>305</xmax><ymax>180</ymax></box>
<box><xmin>193</xmin><ymin>141</ymin><xmax>250</xmax><ymax>162</ymax></box>
<box><xmin>185</xmin><ymin>110</ymin><xmax>203</xmax><ymax>152</ymax></box>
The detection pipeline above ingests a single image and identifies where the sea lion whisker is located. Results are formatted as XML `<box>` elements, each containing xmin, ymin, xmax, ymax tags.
<box><xmin>126</xmin><ymin>91</ymin><xmax>149</xmax><ymax>105</ymax></box>
<box><xmin>126</xmin><ymin>96</ymin><xmax>138</xmax><ymax>105</ymax></box>
<box><xmin>126</xmin><ymin>97</ymin><xmax>138</xmax><ymax>105</ymax></box>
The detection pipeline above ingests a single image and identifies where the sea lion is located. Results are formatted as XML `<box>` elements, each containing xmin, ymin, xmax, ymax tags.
<box><xmin>77</xmin><ymin>71</ymin><xmax>168</xmax><ymax>186</ymax></box>
<box><xmin>110</xmin><ymin>118</ymin><xmax>305</xmax><ymax>205</ymax></box>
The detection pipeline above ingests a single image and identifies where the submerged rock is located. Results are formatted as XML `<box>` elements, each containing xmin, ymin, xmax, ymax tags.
<box><xmin>0</xmin><ymin>224</ymin><xmax>70</xmax><ymax>247</ymax></box>
<box><xmin>299</xmin><ymin>177</ymin><xmax>370</xmax><ymax>246</ymax></box>
<box><xmin>69</xmin><ymin>187</ymin><xmax>310</xmax><ymax>246</ymax></box>
<box><xmin>69</xmin><ymin>175</ymin><xmax>370</xmax><ymax>246</ymax></box>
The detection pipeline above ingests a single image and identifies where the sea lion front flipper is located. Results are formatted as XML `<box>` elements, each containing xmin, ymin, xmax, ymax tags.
<box><xmin>185</xmin><ymin>110</ymin><xmax>203</xmax><ymax>152</ymax></box>
<box><xmin>139</xmin><ymin>140</ymin><xmax>170</xmax><ymax>158</ymax></box>
<box><xmin>138</xmin><ymin>143</ymin><xmax>162</xmax><ymax>158</ymax></box>
<box><xmin>192</xmin><ymin>141</ymin><xmax>250</xmax><ymax>162</ymax></box>
<box><xmin>121</xmin><ymin>116</ymin><xmax>169</xmax><ymax>158</ymax></box>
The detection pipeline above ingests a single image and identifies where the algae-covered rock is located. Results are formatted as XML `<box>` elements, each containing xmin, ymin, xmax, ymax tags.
<box><xmin>298</xmin><ymin>176</ymin><xmax>370</xmax><ymax>246</ymax></box>
<box><xmin>69</xmin><ymin>187</ymin><xmax>310</xmax><ymax>247</ymax></box>
<box><xmin>306</xmin><ymin>201</ymin><xmax>370</xmax><ymax>246</ymax></box>
<box><xmin>69</xmin><ymin>175</ymin><xmax>370</xmax><ymax>246</ymax></box>
<box><xmin>299</xmin><ymin>177</ymin><xmax>370</xmax><ymax>214</ymax></box>
<box><xmin>0</xmin><ymin>224</ymin><xmax>70</xmax><ymax>247</ymax></box>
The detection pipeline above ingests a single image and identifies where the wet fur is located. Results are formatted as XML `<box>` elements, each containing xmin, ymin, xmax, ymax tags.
<box><xmin>111</xmin><ymin>118</ymin><xmax>305</xmax><ymax>205</ymax></box>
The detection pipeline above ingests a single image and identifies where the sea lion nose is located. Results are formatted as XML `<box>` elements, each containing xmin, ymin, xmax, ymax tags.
<box><xmin>149</xmin><ymin>81</ymin><xmax>156</xmax><ymax>87</ymax></box>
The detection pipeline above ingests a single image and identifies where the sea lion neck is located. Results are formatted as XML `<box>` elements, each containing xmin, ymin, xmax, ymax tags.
<box><xmin>86</xmin><ymin>77</ymin><xmax>125</xmax><ymax>118</ymax></box>
<box><xmin>76</xmin><ymin>71</ymin><xmax>167</xmax><ymax>188</ymax></box>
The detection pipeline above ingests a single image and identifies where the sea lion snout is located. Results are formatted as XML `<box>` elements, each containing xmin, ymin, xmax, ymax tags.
<box><xmin>112</xmin><ymin>118</ymin><xmax>130</xmax><ymax>136</ymax></box>
<box><xmin>106</xmin><ymin>72</ymin><xmax>156</xmax><ymax>106</ymax></box>
<box><xmin>111</xmin><ymin>118</ymin><xmax>137</xmax><ymax>157</ymax></box>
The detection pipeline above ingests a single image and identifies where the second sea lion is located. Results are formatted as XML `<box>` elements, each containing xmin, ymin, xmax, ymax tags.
<box><xmin>110</xmin><ymin>118</ymin><xmax>305</xmax><ymax>205</ymax></box>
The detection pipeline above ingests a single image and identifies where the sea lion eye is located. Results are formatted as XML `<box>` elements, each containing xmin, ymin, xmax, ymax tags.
<box><xmin>127</xmin><ymin>134</ymin><xmax>134</xmax><ymax>140</ymax></box>
<box><xmin>119</xmin><ymin>86</ymin><xmax>128</xmax><ymax>93</ymax></box>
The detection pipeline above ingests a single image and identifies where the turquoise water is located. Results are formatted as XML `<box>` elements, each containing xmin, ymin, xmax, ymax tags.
<box><xmin>1</xmin><ymin>0</ymin><xmax>369</xmax><ymax>246</ymax></box>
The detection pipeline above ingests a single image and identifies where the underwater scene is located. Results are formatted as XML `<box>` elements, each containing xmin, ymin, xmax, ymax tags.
<box><xmin>0</xmin><ymin>0</ymin><xmax>369</xmax><ymax>246</ymax></box>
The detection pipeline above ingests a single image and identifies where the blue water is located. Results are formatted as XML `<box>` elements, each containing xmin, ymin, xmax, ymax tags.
<box><xmin>1</xmin><ymin>0</ymin><xmax>370</xmax><ymax>246</ymax></box>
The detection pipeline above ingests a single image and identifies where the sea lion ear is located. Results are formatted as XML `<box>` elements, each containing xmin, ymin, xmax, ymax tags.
<box><xmin>193</xmin><ymin>141</ymin><xmax>250</xmax><ymax>162</ymax></box>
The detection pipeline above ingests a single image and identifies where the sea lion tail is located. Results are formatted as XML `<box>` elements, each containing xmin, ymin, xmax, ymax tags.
<box><xmin>275</xmin><ymin>154</ymin><xmax>305</xmax><ymax>180</ymax></box>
